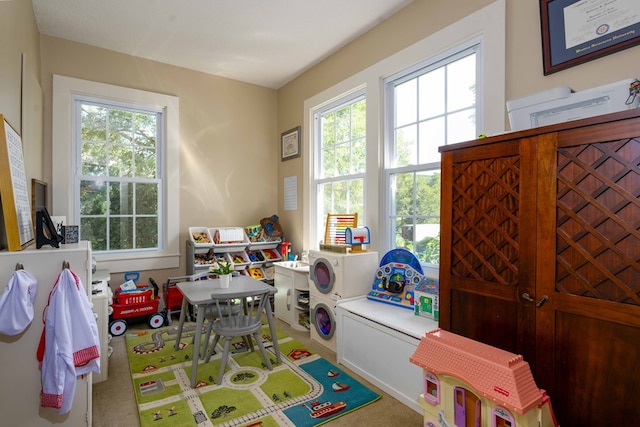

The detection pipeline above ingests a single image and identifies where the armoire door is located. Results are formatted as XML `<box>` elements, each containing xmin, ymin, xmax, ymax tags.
<box><xmin>534</xmin><ymin>118</ymin><xmax>640</xmax><ymax>426</ymax></box>
<box><xmin>440</xmin><ymin>110</ymin><xmax>640</xmax><ymax>427</ymax></box>
<box><xmin>439</xmin><ymin>136</ymin><xmax>538</xmax><ymax>366</ymax></box>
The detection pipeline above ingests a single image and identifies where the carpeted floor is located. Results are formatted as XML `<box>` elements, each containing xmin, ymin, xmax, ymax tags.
<box><xmin>92</xmin><ymin>317</ymin><xmax>423</xmax><ymax>426</ymax></box>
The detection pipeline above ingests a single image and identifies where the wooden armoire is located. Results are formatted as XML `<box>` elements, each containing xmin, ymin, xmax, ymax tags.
<box><xmin>438</xmin><ymin>109</ymin><xmax>640</xmax><ymax>426</ymax></box>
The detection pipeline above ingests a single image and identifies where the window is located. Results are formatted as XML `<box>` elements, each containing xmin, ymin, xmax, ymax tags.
<box><xmin>314</xmin><ymin>93</ymin><xmax>367</xmax><ymax>240</ymax></box>
<box><xmin>424</xmin><ymin>372</ymin><xmax>441</xmax><ymax>404</ymax></box>
<box><xmin>302</xmin><ymin>1</ymin><xmax>505</xmax><ymax>262</ymax></box>
<box><xmin>52</xmin><ymin>75</ymin><xmax>180</xmax><ymax>272</ymax></box>
<box><xmin>75</xmin><ymin>99</ymin><xmax>163</xmax><ymax>252</ymax></box>
<box><xmin>384</xmin><ymin>44</ymin><xmax>480</xmax><ymax>267</ymax></box>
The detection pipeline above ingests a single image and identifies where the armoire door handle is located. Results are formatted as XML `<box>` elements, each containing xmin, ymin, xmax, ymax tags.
<box><xmin>535</xmin><ymin>295</ymin><xmax>549</xmax><ymax>307</ymax></box>
<box><xmin>522</xmin><ymin>292</ymin><xmax>534</xmax><ymax>302</ymax></box>
<box><xmin>522</xmin><ymin>292</ymin><xmax>549</xmax><ymax>307</ymax></box>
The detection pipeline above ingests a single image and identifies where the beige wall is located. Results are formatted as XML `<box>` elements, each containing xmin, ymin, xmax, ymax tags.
<box><xmin>38</xmin><ymin>37</ymin><xmax>278</xmax><ymax>284</ymax></box>
<box><xmin>0</xmin><ymin>0</ymin><xmax>43</xmax><ymax>183</ymax></box>
<box><xmin>276</xmin><ymin>0</ymin><xmax>640</xmax><ymax>253</ymax></box>
<box><xmin>2</xmin><ymin>0</ymin><xmax>639</xmax><ymax>281</ymax></box>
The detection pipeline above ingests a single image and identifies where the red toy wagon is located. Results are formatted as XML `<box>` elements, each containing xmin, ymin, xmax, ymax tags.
<box><xmin>109</xmin><ymin>272</ymin><xmax>166</xmax><ymax>336</ymax></box>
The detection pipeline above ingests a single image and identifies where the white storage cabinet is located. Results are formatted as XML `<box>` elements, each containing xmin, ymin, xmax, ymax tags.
<box><xmin>274</xmin><ymin>264</ymin><xmax>309</xmax><ymax>330</ymax></box>
<box><xmin>336</xmin><ymin>297</ymin><xmax>438</xmax><ymax>414</ymax></box>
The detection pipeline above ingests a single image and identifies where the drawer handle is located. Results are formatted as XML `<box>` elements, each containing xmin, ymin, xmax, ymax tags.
<box><xmin>286</xmin><ymin>289</ymin><xmax>291</xmax><ymax>311</ymax></box>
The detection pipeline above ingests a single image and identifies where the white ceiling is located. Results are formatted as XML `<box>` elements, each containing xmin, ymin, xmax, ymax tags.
<box><xmin>32</xmin><ymin>0</ymin><xmax>413</xmax><ymax>89</ymax></box>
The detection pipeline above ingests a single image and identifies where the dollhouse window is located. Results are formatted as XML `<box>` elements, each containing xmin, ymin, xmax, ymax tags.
<box><xmin>423</xmin><ymin>371</ymin><xmax>440</xmax><ymax>404</ymax></box>
<box><xmin>492</xmin><ymin>406</ymin><xmax>514</xmax><ymax>427</ymax></box>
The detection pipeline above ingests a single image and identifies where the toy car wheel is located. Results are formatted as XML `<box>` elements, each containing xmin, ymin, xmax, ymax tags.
<box><xmin>148</xmin><ymin>313</ymin><xmax>166</xmax><ymax>329</ymax></box>
<box><xmin>109</xmin><ymin>319</ymin><xmax>127</xmax><ymax>336</ymax></box>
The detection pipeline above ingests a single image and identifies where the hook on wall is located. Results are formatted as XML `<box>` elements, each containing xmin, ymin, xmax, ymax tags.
<box><xmin>62</xmin><ymin>260</ymin><xmax>70</xmax><ymax>270</ymax></box>
<box><xmin>15</xmin><ymin>263</ymin><xmax>24</xmax><ymax>271</ymax></box>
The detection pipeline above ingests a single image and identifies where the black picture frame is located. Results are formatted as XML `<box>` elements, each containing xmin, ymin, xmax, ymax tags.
<box><xmin>281</xmin><ymin>126</ymin><xmax>301</xmax><ymax>161</ymax></box>
<box><xmin>541</xmin><ymin>0</ymin><xmax>640</xmax><ymax>75</ymax></box>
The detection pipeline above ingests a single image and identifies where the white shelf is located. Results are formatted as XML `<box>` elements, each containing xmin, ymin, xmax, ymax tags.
<box><xmin>186</xmin><ymin>230</ymin><xmax>280</xmax><ymax>279</ymax></box>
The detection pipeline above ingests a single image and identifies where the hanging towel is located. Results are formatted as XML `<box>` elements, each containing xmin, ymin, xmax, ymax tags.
<box><xmin>0</xmin><ymin>269</ymin><xmax>38</xmax><ymax>336</ymax></box>
<box><xmin>38</xmin><ymin>269</ymin><xmax>100</xmax><ymax>414</ymax></box>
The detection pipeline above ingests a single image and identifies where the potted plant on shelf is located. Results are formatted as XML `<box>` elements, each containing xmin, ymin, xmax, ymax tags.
<box><xmin>209</xmin><ymin>258</ymin><xmax>234</xmax><ymax>288</ymax></box>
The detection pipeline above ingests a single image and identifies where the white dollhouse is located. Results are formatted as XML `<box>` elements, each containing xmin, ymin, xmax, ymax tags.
<box><xmin>410</xmin><ymin>329</ymin><xmax>559</xmax><ymax>427</ymax></box>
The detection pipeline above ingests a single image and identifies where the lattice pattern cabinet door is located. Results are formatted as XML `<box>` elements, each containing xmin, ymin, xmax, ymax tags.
<box><xmin>535</xmin><ymin>114</ymin><xmax>640</xmax><ymax>426</ymax></box>
<box><xmin>439</xmin><ymin>110</ymin><xmax>640</xmax><ymax>426</ymax></box>
<box><xmin>439</xmin><ymin>138</ymin><xmax>537</xmax><ymax>357</ymax></box>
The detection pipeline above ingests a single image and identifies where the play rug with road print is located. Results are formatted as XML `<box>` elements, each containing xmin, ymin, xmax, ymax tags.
<box><xmin>125</xmin><ymin>323</ymin><xmax>380</xmax><ymax>426</ymax></box>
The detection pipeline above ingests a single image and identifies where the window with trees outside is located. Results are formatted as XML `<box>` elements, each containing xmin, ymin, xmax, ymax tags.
<box><xmin>314</xmin><ymin>93</ymin><xmax>366</xmax><ymax>237</ymax></box>
<box><xmin>75</xmin><ymin>98</ymin><xmax>163</xmax><ymax>253</ymax></box>
<box><xmin>385</xmin><ymin>45</ymin><xmax>480</xmax><ymax>266</ymax></box>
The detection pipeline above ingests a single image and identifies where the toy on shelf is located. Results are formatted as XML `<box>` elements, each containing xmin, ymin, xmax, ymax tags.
<box><xmin>410</xmin><ymin>329</ymin><xmax>559</xmax><ymax>427</ymax></box>
<box><xmin>247</xmin><ymin>267</ymin><xmax>265</xmax><ymax>280</ymax></box>
<box><xmin>260</xmin><ymin>215</ymin><xmax>283</xmax><ymax>239</ymax></box>
<box><xmin>213</xmin><ymin>227</ymin><xmax>245</xmax><ymax>244</ymax></box>
<box><xmin>319</xmin><ymin>213</ymin><xmax>358</xmax><ymax>253</ymax></box>
<box><xmin>245</xmin><ymin>224</ymin><xmax>262</xmax><ymax>242</ymax></box>
<box><xmin>367</xmin><ymin>248</ymin><xmax>427</xmax><ymax>310</ymax></box>
<box><xmin>345</xmin><ymin>226</ymin><xmax>370</xmax><ymax>252</ymax></box>
<box><xmin>414</xmin><ymin>277</ymin><xmax>439</xmax><ymax>321</ymax></box>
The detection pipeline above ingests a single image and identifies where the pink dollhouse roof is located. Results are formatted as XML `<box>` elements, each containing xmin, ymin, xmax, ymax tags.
<box><xmin>410</xmin><ymin>328</ymin><xmax>544</xmax><ymax>415</ymax></box>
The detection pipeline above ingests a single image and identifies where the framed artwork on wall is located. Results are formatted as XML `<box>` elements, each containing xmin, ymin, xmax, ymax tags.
<box><xmin>540</xmin><ymin>0</ymin><xmax>640</xmax><ymax>75</ymax></box>
<box><xmin>0</xmin><ymin>115</ymin><xmax>34</xmax><ymax>251</ymax></box>
<box><xmin>281</xmin><ymin>126</ymin><xmax>301</xmax><ymax>161</ymax></box>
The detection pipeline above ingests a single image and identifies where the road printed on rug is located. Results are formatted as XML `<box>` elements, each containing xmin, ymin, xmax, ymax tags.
<box><xmin>132</xmin><ymin>344</ymin><xmax>324</xmax><ymax>426</ymax></box>
<box><xmin>130</xmin><ymin>327</ymin><xmax>326</xmax><ymax>426</ymax></box>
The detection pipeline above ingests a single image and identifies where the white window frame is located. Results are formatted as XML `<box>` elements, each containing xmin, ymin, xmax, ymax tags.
<box><xmin>313</xmin><ymin>90</ymin><xmax>367</xmax><ymax>242</ymax></box>
<box><xmin>73</xmin><ymin>96</ymin><xmax>165</xmax><ymax>253</ymax></box>
<box><xmin>302</xmin><ymin>0</ymin><xmax>505</xmax><ymax>275</ymax></box>
<box><xmin>383</xmin><ymin>41</ymin><xmax>482</xmax><ymax>274</ymax></box>
<box><xmin>52</xmin><ymin>75</ymin><xmax>180</xmax><ymax>273</ymax></box>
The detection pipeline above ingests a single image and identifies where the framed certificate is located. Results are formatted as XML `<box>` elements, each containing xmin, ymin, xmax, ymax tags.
<box><xmin>281</xmin><ymin>126</ymin><xmax>301</xmax><ymax>161</ymax></box>
<box><xmin>541</xmin><ymin>0</ymin><xmax>640</xmax><ymax>74</ymax></box>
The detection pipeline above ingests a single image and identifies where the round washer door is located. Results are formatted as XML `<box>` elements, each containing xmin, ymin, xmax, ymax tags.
<box><xmin>311</xmin><ymin>301</ymin><xmax>336</xmax><ymax>340</ymax></box>
<box><xmin>309</xmin><ymin>258</ymin><xmax>336</xmax><ymax>294</ymax></box>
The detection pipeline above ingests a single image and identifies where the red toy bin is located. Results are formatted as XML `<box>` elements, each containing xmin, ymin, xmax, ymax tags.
<box><xmin>111</xmin><ymin>285</ymin><xmax>159</xmax><ymax>319</ymax></box>
<box><xmin>166</xmin><ymin>286</ymin><xmax>183</xmax><ymax>311</ymax></box>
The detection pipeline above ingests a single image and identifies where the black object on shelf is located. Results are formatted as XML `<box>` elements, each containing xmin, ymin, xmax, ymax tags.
<box><xmin>36</xmin><ymin>206</ymin><xmax>64</xmax><ymax>249</ymax></box>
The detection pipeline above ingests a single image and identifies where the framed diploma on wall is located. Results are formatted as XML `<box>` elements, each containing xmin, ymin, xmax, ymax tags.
<box><xmin>0</xmin><ymin>115</ymin><xmax>34</xmax><ymax>251</ymax></box>
<box><xmin>541</xmin><ymin>0</ymin><xmax>640</xmax><ymax>75</ymax></box>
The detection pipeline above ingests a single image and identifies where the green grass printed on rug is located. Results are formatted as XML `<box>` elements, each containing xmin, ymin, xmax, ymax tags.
<box><xmin>133</xmin><ymin>370</ymin><xmax>181</xmax><ymax>404</ymax></box>
<box><xmin>139</xmin><ymin>398</ymin><xmax>193</xmax><ymax>427</ymax></box>
<box><xmin>127</xmin><ymin>324</ymin><xmax>377</xmax><ymax>427</ymax></box>
<box><xmin>260</xmin><ymin>369</ymin><xmax>310</xmax><ymax>403</ymax></box>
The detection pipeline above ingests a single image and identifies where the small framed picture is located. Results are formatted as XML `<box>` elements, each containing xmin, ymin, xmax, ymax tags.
<box><xmin>281</xmin><ymin>126</ymin><xmax>301</xmax><ymax>161</ymax></box>
<box><xmin>62</xmin><ymin>225</ymin><xmax>79</xmax><ymax>244</ymax></box>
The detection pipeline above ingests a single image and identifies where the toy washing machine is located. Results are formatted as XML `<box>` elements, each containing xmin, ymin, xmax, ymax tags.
<box><xmin>308</xmin><ymin>250</ymin><xmax>378</xmax><ymax>351</ymax></box>
<box><xmin>310</xmin><ymin>295</ymin><xmax>337</xmax><ymax>351</ymax></box>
